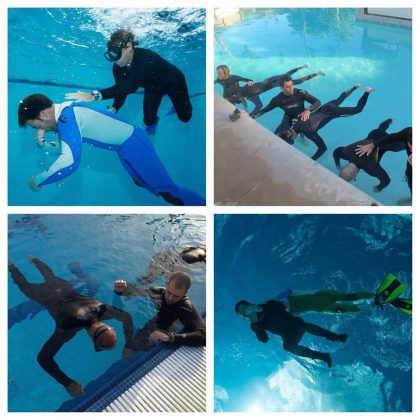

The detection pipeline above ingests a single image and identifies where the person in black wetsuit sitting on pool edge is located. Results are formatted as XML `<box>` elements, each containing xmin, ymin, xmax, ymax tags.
<box><xmin>114</xmin><ymin>271</ymin><xmax>206</xmax><ymax>349</ymax></box>
<box><xmin>277</xmin><ymin>83</ymin><xmax>374</xmax><ymax>160</ymax></box>
<box><xmin>65</xmin><ymin>29</ymin><xmax>192</xmax><ymax>136</ymax></box>
<box><xmin>235</xmin><ymin>299</ymin><xmax>348</xmax><ymax>367</ymax></box>
<box><xmin>8</xmin><ymin>257</ymin><xmax>135</xmax><ymax>397</ymax></box>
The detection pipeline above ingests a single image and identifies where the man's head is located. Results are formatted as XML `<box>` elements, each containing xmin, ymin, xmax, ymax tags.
<box><xmin>281</xmin><ymin>75</ymin><xmax>294</xmax><ymax>96</ymax></box>
<box><xmin>165</xmin><ymin>271</ymin><xmax>191</xmax><ymax>305</ymax></box>
<box><xmin>104</xmin><ymin>29</ymin><xmax>138</xmax><ymax>66</ymax></box>
<box><xmin>18</xmin><ymin>94</ymin><xmax>56</xmax><ymax>130</ymax></box>
<box><xmin>216</xmin><ymin>65</ymin><xmax>230</xmax><ymax>80</ymax></box>
<box><xmin>180</xmin><ymin>247</ymin><xmax>206</xmax><ymax>264</ymax></box>
<box><xmin>88</xmin><ymin>321</ymin><xmax>117</xmax><ymax>352</ymax></box>
<box><xmin>235</xmin><ymin>300</ymin><xmax>251</xmax><ymax>318</ymax></box>
<box><xmin>339</xmin><ymin>162</ymin><xmax>360</xmax><ymax>182</ymax></box>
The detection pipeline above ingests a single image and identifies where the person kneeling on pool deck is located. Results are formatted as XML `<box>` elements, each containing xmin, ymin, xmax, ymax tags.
<box><xmin>114</xmin><ymin>271</ymin><xmax>206</xmax><ymax>349</ymax></box>
<box><xmin>8</xmin><ymin>257</ymin><xmax>135</xmax><ymax>397</ymax></box>
<box><xmin>17</xmin><ymin>94</ymin><xmax>205</xmax><ymax>206</ymax></box>
<box><xmin>235</xmin><ymin>299</ymin><xmax>348</xmax><ymax>367</ymax></box>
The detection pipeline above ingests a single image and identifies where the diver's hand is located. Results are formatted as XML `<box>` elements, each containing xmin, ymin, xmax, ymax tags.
<box><xmin>8</xmin><ymin>260</ymin><xmax>15</xmax><ymax>268</ymax></box>
<box><xmin>65</xmin><ymin>91</ymin><xmax>95</xmax><ymax>102</ymax></box>
<box><xmin>150</xmin><ymin>330</ymin><xmax>170</xmax><ymax>343</ymax></box>
<box><xmin>246</xmin><ymin>81</ymin><xmax>254</xmax><ymax>86</ymax></box>
<box><xmin>28</xmin><ymin>255</ymin><xmax>36</xmax><ymax>262</ymax></box>
<box><xmin>408</xmin><ymin>154</ymin><xmax>412</xmax><ymax>166</ymax></box>
<box><xmin>28</xmin><ymin>176</ymin><xmax>41</xmax><ymax>192</ymax></box>
<box><xmin>114</xmin><ymin>279</ymin><xmax>128</xmax><ymax>295</ymax></box>
<box><xmin>300</xmin><ymin>109</ymin><xmax>310</xmax><ymax>122</ymax></box>
<box><xmin>36</xmin><ymin>129</ymin><xmax>46</xmax><ymax>148</ymax></box>
<box><xmin>123</xmin><ymin>346</ymin><xmax>134</xmax><ymax>360</ymax></box>
<box><xmin>301</xmin><ymin>63</ymin><xmax>309</xmax><ymax>68</ymax></box>
<box><xmin>66</xmin><ymin>380</ymin><xmax>84</xmax><ymax>397</ymax></box>
<box><xmin>355</xmin><ymin>143</ymin><xmax>374</xmax><ymax>157</ymax></box>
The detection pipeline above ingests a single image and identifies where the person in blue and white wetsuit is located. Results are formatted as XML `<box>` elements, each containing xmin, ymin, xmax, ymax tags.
<box><xmin>18</xmin><ymin>94</ymin><xmax>205</xmax><ymax>205</ymax></box>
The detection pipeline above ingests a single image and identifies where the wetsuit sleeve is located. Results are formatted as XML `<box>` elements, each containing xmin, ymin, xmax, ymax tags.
<box><xmin>109</xmin><ymin>65</ymin><xmax>128</xmax><ymax>111</ymax></box>
<box><xmin>372</xmin><ymin>127</ymin><xmax>412</xmax><ymax>151</ymax></box>
<box><xmin>252</xmin><ymin>96</ymin><xmax>278</xmax><ymax>118</ymax></box>
<box><xmin>301</xmin><ymin>90</ymin><xmax>321</xmax><ymax>112</ymax></box>
<box><xmin>101</xmin><ymin>305</ymin><xmax>135</xmax><ymax>349</ymax></box>
<box><xmin>37</xmin><ymin>329</ymin><xmax>78</xmax><ymax>387</ymax></box>
<box><xmin>100</xmin><ymin>70</ymin><xmax>139</xmax><ymax>104</ymax></box>
<box><xmin>34</xmin><ymin>107</ymin><xmax>82</xmax><ymax>187</ymax></box>
<box><xmin>174</xmin><ymin>303</ymin><xmax>206</xmax><ymax>347</ymax></box>
<box><xmin>232</xmin><ymin>75</ymin><xmax>253</xmax><ymax>83</ymax></box>
<box><xmin>251</xmin><ymin>322</ymin><xmax>269</xmax><ymax>343</ymax></box>
<box><xmin>333</xmin><ymin>147</ymin><xmax>345</xmax><ymax>167</ymax></box>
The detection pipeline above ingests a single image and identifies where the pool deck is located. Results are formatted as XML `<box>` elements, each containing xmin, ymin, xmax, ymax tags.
<box><xmin>214</xmin><ymin>94</ymin><xmax>381</xmax><ymax>206</ymax></box>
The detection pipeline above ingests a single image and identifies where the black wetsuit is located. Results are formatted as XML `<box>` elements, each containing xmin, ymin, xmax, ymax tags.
<box><xmin>8</xmin><ymin>259</ymin><xmax>134</xmax><ymax>388</ymax></box>
<box><xmin>100</xmin><ymin>48</ymin><xmax>192</xmax><ymax>126</ymax></box>
<box><xmin>253</xmin><ymin>88</ymin><xmax>321</xmax><ymax>137</ymax></box>
<box><xmin>333</xmin><ymin>119</ymin><xmax>407</xmax><ymax>191</ymax></box>
<box><xmin>289</xmin><ymin>86</ymin><xmax>371</xmax><ymax>160</ymax></box>
<box><xmin>131</xmin><ymin>286</ymin><xmax>206</xmax><ymax>350</ymax></box>
<box><xmin>215</xmin><ymin>74</ymin><xmax>253</xmax><ymax>107</ymax></box>
<box><xmin>250</xmin><ymin>300</ymin><xmax>343</xmax><ymax>364</ymax></box>
<box><xmin>370</xmin><ymin>127</ymin><xmax>412</xmax><ymax>195</ymax></box>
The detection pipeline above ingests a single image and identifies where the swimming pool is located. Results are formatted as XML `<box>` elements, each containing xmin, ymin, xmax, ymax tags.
<box><xmin>214</xmin><ymin>214</ymin><xmax>412</xmax><ymax>412</ymax></box>
<box><xmin>214</xmin><ymin>8</ymin><xmax>412</xmax><ymax>205</ymax></box>
<box><xmin>8</xmin><ymin>214</ymin><xmax>206</xmax><ymax>412</ymax></box>
<box><xmin>8</xmin><ymin>8</ymin><xmax>206</xmax><ymax>206</ymax></box>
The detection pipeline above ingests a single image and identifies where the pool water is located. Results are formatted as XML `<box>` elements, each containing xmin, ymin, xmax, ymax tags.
<box><xmin>8</xmin><ymin>8</ymin><xmax>206</xmax><ymax>206</ymax></box>
<box><xmin>214</xmin><ymin>8</ymin><xmax>412</xmax><ymax>205</ymax></box>
<box><xmin>214</xmin><ymin>214</ymin><xmax>412</xmax><ymax>412</ymax></box>
<box><xmin>8</xmin><ymin>214</ymin><xmax>206</xmax><ymax>412</ymax></box>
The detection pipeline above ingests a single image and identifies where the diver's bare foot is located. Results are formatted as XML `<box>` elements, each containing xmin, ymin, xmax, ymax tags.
<box><xmin>317</xmin><ymin>70</ymin><xmax>325</xmax><ymax>76</ymax></box>
<box><xmin>355</xmin><ymin>82</ymin><xmax>362</xmax><ymax>88</ymax></box>
<box><xmin>301</xmin><ymin>63</ymin><xmax>309</xmax><ymax>68</ymax></box>
<box><xmin>8</xmin><ymin>260</ymin><xmax>15</xmax><ymax>268</ymax></box>
<box><xmin>28</xmin><ymin>255</ymin><xmax>36</xmax><ymax>262</ymax></box>
<box><xmin>365</xmin><ymin>87</ymin><xmax>375</xmax><ymax>93</ymax></box>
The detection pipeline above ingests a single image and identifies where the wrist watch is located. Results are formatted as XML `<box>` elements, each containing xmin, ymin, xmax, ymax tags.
<box><xmin>91</xmin><ymin>90</ymin><xmax>102</xmax><ymax>101</ymax></box>
<box><xmin>168</xmin><ymin>333</ymin><xmax>175</xmax><ymax>343</ymax></box>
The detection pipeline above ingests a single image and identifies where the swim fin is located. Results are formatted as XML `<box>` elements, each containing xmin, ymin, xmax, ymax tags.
<box><xmin>390</xmin><ymin>297</ymin><xmax>412</xmax><ymax>315</ymax></box>
<box><xmin>374</xmin><ymin>274</ymin><xmax>406</xmax><ymax>306</ymax></box>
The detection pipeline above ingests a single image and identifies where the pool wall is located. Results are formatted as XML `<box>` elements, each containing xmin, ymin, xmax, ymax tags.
<box><xmin>214</xmin><ymin>95</ymin><xmax>381</xmax><ymax>206</ymax></box>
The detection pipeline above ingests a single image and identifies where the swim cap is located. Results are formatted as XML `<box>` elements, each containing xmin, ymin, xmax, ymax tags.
<box><xmin>88</xmin><ymin>322</ymin><xmax>117</xmax><ymax>351</ymax></box>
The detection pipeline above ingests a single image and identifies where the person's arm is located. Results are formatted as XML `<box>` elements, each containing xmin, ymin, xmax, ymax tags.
<box><xmin>333</xmin><ymin>147</ymin><xmax>344</xmax><ymax>169</ymax></box>
<box><xmin>301</xmin><ymin>90</ymin><xmax>321</xmax><ymax>112</ymax></box>
<box><xmin>252</xmin><ymin>96</ymin><xmax>278</xmax><ymax>119</ymax></box>
<box><xmin>30</xmin><ymin>107</ymin><xmax>82</xmax><ymax>190</ymax></box>
<box><xmin>172</xmin><ymin>303</ymin><xmax>206</xmax><ymax>347</ymax></box>
<box><xmin>251</xmin><ymin>322</ymin><xmax>268</xmax><ymax>343</ymax></box>
<box><xmin>37</xmin><ymin>329</ymin><xmax>79</xmax><ymax>390</ymax></box>
<box><xmin>108</xmin><ymin>65</ymin><xmax>128</xmax><ymax>112</ymax></box>
<box><xmin>232</xmin><ymin>75</ymin><xmax>253</xmax><ymax>84</ymax></box>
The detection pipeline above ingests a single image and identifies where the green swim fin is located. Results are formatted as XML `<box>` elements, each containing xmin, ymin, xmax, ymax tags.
<box><xmin>390</xmin><ymin>298</ymin><xmax>412</xmax><ymax>315</ymax></box>
<box><xmin>374</xmin><ymin>274</ymin><xmax>406</xmax><ymax>306</ymax></box>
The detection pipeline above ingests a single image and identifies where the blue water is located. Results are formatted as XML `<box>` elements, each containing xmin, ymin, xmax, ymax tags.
<box><xmin>214</xmin><ymin>214</ymin><xmax>412</xmax><ymax>412</ymax></box>
<box><xmin>8</xmin><ymin>214</ymin><xmax>206</xmax><ymax>412</ymax></box>
<box><xmin>214</xmin><ymin>8</ymin><xmax>412</xmax><ymax>205</ymax></box>
<box><xmin>8</xmin><ymin>8</ymin><xmax>206</xmax><ymax>205</ymax></box>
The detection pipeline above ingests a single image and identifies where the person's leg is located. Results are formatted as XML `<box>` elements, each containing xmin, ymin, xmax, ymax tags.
<box><xmin>327</xmin><ymin>84</ymin><xmax>360</xmax><ymax>107</ymax></box>
<box><xmin>293</xmin><ymin>71</ymin><xmax>324</xmax><ymax>86</ymax></box>
<box><xmin>305</xmin><ymin>132</ymin><xmax>327</xmax><ymax>160</ymax></box>
<box><xmin>167</xmin><ymin>72</ymin><xmax>193</xmax><ymax>123</ymax></box>
<box><xmin>118</xmin><ymin>130</ymin><xmax>205</xmax><ymax>205</ymax></box>
<box><xmin>303</xmin><ymin>321</ymin><xmax>347</xmax><ymax>342</ymax></box>
<box><xmin>378</xmin><ymin>118</ymin><xmax>393</xmax><ymax>132</ymax></box>
<box><xmin>143</xmin><ymin>90</ymin><xmax>163</xmax><ymax>127</ymax></box>
<box><xmin>248</xmin><ymin>94</ymin><xmax>263</xmax><ymax>117</ymax></box>
<box><xmin>283</xmin><ymin>333</ymin><xmax>332</xmax><ymax>366</ymax></box>
<box><xmin>332</xmin><ymin>91</ymin><xmax>370</xmax><ymax>117</ymax></box>
<box><xmin>8</xmin><ymin>263</ymin><xmax>45</xmax><ymax>302</ymax></box>
<box><xmin>274</xmin><ymin>114</ymin><xmax>293</xmax><ymax>138</ymax></box>
<box><xmin>30</xmin><ymin>258</ymin><xmax>56</xmax><ymax>283</ymax></box>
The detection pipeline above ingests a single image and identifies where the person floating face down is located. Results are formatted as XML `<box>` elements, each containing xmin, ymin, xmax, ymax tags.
<box><xmin>334</xmin><ymin>121</ymin><xmax>411</xmax><ymax>193</ymax></box>
<box><xmin>65</xmin><ymin>29</ymin><xmax>192</xmax><ymax>135</ymax></box>
<box><xmin>215</xmin><ymin>64</ymin><xmax>325</xmax><ymax>117</ymax></box>
<box><xmin>251</xmin><ymin>74</ymin><xmax>321</xmax><ymax>137</ymax></box>
<box><xmin>235</xmin><ymin>299</ymin><xmax>348</xmax><ymax>367</ymax></box>
<box><xmin>8</xmin><ymin>257</ymin><xmax>135</xmax><ymax>397</ymax></box>
<box><xmin>17</xmin><ymin>94</ymin><xmax>205</xmax><ymax>206</ymax></box>
<box><xmin>114</xmin><ymin>271</ymin><xmax>206</xmax><ymax>349</ymax></box>
<box><xmin>278</xmin><ymin>83</ymin><xmax>374</xmax><ymax>161</ymax></box>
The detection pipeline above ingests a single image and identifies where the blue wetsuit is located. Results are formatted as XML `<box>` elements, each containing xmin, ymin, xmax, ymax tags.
<box><xmin>34</xmin><ymin>102</ymin><xmax>204</xmax><ymax>205</ymax></box>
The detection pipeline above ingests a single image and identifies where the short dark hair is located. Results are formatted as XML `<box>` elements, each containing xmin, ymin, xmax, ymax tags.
<box><xmin>280</xmin><ymin>74</ymin><xmax>293</xmax><ymax>87</ymax></box>
<box><xmin>18</xmin><ymin>94</ymin><xmax>53</xmax><ymax>127</ymax></box>
<box><xmin>235</xmin><ymin>300</ymin><xmax>250</xmax><ymax>313</ymax></box>
<box><xmin>109</xmin><ymin>29</ymin><xmax>139</xmax><ymax>47</ymax></box>
<box><xmin>168</xmin><ymin>271</ymin><xmax>192</xmax><ymax>291</ymax></box>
